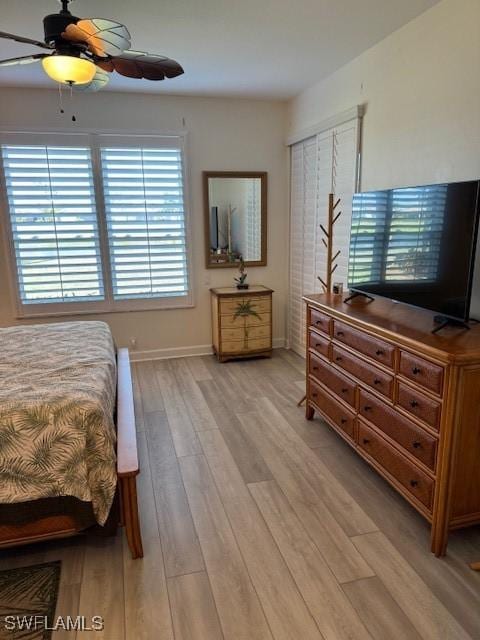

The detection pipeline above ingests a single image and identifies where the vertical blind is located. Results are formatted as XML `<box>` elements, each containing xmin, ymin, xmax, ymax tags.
<box><xmin>101</xmin><ymin>147</ymin><xmax>188</xmax><ymax>300</ymax></box>
<box><xmin>1</xmin><ymin>137</ymin><xmax>190</xmax><ymax>313</ymax></box>
<box><xmin>1</xmin><ymin>145</ymin><xmax>103</xmax><ymax>304</ymax></box>
<box><xmin>289</xmin><ymin>119</ymin><xmax>360</xmax><ymax>356</ymax></box>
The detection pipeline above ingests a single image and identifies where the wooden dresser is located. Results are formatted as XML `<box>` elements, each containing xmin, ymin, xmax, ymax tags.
<box><xmin>211</xmin><ymin>286</ymin><xmax>273</xmax><ymax>362</ymax></box>
<box><xmin>303</xmin><ymin>293</ymin><xmax>480</xmax><ymax>556</ymax></box>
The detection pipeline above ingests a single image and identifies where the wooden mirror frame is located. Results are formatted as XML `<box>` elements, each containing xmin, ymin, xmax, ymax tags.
<box><xmin>203</xmin><ymin>171</ymin><xmax>267</xmax><ymax>268</ymax></box>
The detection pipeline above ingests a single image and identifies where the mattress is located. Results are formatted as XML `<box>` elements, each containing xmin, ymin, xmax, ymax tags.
<box><xmin>0</xmin><ymin>321</ymin><xmax>117</xmax><ymax>525</ymax></box>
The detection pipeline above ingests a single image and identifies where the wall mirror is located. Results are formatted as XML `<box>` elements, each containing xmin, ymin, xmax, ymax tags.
<box><xmin>203</xmin><ymin>171</ymin><xmax>267</xmax><ymax>268</ymax></box>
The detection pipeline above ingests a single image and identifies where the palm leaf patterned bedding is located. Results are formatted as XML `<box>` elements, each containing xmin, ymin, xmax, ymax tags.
<box><xmin>0</xmin><ymin>321</ymin><xmax>117</xmax><ymax>525</ymax></box>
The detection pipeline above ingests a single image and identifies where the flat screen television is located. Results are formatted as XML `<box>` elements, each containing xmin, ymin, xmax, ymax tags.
<box><xmin>347</xmin><ymin>180</ymin><xmax>480</xmax><ymax>323</ymax></box>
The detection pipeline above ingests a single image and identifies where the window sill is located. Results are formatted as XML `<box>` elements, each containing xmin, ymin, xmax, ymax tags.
<box><xmin>16</xmin><ymin>297</ymin><xmax>195</xmax><ymax>319</ymax></box>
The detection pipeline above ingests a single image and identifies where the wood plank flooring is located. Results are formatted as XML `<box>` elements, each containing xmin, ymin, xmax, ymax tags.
<box><xmin>1</xmin><ymin>349</ymin><xmax>479</xmax><ymax>640</ymax></box>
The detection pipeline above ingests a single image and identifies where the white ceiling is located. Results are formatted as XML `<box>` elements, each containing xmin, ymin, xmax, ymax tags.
<box><xmin>0</xmin><ymin>0</ymin><xmax>440</xmax><ymax>99</ymax></box>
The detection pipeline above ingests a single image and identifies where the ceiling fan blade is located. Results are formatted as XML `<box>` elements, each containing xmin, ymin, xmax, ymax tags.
<box><xmin>73</xmin><ymin>67</ymin><xmax>109</xmax><ymax>92</ymax></box>
<box><xmin>62</xmin><ymin>19</ymin><xmax>131</xmax><ymax>57</ymax></box>
<box><xmin>97</xmin><ymin>50</ymin><xmax>184</xmax><ymax>81</ymax></box>
<box><xmin>0</xmin><ymin>53</ymin><xmax>47</xmax><ymax>67</ymax></box>
<box><xmin>0</xmin><ymin>31</ymin><xmax>52</xmax><ymax>50</ymax></box>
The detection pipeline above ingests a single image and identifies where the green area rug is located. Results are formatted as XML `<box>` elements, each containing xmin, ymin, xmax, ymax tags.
<box><xmin>0</xmin><ymin>561</ymin><xmax>61</xmax><ymax>640</ymax></box>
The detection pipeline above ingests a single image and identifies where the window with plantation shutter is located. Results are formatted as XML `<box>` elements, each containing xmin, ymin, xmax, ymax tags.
<box><xmin>1</xmin><ymin>145</ymin><xmax>104</xmax><ymax>306</ymax></box>
<box><xmin>101</xmin><ymin>146</ymin><xmax>189</xmax><ymax>301</ymax></box>
<box><xmin>0</xmin><ymin>132</ymin><xmax>192</xmax><ymax>317</ymax></box>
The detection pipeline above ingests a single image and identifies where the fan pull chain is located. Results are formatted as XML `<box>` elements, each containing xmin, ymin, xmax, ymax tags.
<box><xmin>58</xmin><ymin>83</ymin><xmax>65</xmax><ymax>114</ymax></box>
<box><xmin>69</xmin><ymin>82</ymin><xmax>76</xmax><ymax>122</ymax></box>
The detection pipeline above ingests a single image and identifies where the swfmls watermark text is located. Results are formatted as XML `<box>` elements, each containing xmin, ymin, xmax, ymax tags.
<box><xmin>3</xmin><ymin>615</ymin><xmax>104</xmax><ymax>632</ymax></box>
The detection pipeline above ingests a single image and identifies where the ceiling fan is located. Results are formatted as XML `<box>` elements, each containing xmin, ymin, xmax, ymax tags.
<box><xmin>0</xmin><ymin>0</ymin><xmax>184</xmax><ymax>92</ymax></box>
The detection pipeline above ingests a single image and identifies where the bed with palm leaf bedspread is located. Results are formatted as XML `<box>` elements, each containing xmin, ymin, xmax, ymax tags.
<box><xmin>0</xmin><ymin>321</ymin><xmax>117</xmax><ymax>527</ymax></box>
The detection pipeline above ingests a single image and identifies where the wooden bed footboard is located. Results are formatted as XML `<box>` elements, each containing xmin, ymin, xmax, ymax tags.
<box><xmin>116</xmin><ymin>348</ymin><xmax>144</xmax><ymax>559</ymax></box>
<box><xmin>0</xmin><ymin>348</ymin><xmax>143</xmax><ymax>559</ymax></box>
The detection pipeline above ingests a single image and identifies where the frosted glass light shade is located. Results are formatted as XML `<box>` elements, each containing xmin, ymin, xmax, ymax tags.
<box><xmin>42</xmin><ymin>55</ymin><xmax>96</xmax><ymax>85</ymax></box>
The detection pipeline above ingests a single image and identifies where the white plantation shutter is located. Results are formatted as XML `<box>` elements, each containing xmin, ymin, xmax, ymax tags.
<box><xmin>1</xmin><ymin>145</ymin><xmax>104</xmax><ymax>306</ymax></box>
<box><xmin>101</xmin><ymin>146</ymin><xmax>189</xmax><ymax>301</ymax></box>
<box><xmin>288</xmin><ymin>112</ymin><xmax>361</xmax><ymax>356</ymax></box>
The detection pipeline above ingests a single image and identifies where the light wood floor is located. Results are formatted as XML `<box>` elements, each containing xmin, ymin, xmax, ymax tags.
<box><xmin>1</xmin><ymin>350</ymin><xmax>479</xmax><ymax>640</ymax></box>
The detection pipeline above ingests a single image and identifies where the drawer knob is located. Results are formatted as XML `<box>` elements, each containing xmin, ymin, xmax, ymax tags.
<box><xmin>341</xmin><ymin>388</ymin><xmax>348</xmax><ymax>394</ymax></box>
<box><xmin>376</xmin><ymin>349</ymin><xmax>384</xmax><ymax>356</ymax></box>
<box><xmin>412</xmin><ymin>441</ymin><xmax>421</xmax><ymax>449</ymax></box>
<box><xmin>337</xmin><ymin>331</ymin><xmax>344</xmax><ymax>337</ymax></box>
<box><xmin>412</xmin><ymin>367</ymin><xmax>421</xmax><ymax>375</ymax></box>
<box><xmin>362</xmin><ymin>438</ymin><xmax>370</xmax><ymax>444</ymax></box>
<box><xmin>341</xmin><ymin>418</ymin><xmax>348</xmax><ymax>424</ymax></box>
<box><xmin>336</xmin><ymin>356</ymin><xmax>342</xmax><ymax>362</ymax></box>
<box><xmin>315</xmin><ymin>320</ymin><xmax>322</xmax><ymax>325</ymax></box>
<box><xmin>410</xmin><ymin>479</ymin><xmax>419</xmax><ymax>487</ymax></box>
<box><xmin>373</xmin><ymin>378</ymin><xmax>381</xmax><ymax>385</ymax></box>
<box><xmin>410</xmin><ymin>400</ymin><xmax>419</xmax><ymax>408</ymax></box>
<box><xmin>313</xmin><ymin>365</ymin><xmax>319</xmax><ymax>371</ymax></box>
<box><xmin>364</xmin><ymin>405</ymin><xmax>372</xmax><ymax>412</ymax></box>
<box><xmin>315</xmin><ymin>343</ymin><xmax>322</xmax><ymax>348</ymax></box>
<box><xmin>312</xmin><ymin>392</ymin><xmax>318</xmax><ymax>398</ymax></box>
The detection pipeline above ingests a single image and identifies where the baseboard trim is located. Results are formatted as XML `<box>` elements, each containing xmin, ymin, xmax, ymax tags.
<box><xmin>129</xmin><ymin>337</ymin><xmax>286</xmax><ymax>362</ymax></box>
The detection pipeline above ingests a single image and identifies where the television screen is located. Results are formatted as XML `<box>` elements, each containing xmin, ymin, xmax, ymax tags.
<box><xmin>348</xmin><ymin>181</ymin><xmax>480</xmax><ymax>321</ymax></box>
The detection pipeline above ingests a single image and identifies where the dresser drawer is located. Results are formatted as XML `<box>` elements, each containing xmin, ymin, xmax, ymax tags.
<box><xmin>397</xmin><ymin>382</ymin><xmax>441</xmax><ymax>430</ymax></box>
<box><xmin>220</xmin><ymin>312</ymin><xmax>270</xmax><ymax>328</ymax></box>
<box><xmin>333</xmin><ymin>320</ymin><xmax>394</xmax><ymax>369</ymax></box>
<box><xmin>399</xmin><ymin>350</ymin><xmax>444</xmax><ymax>396</ymax></box>
<box><xmin>309</xmin><ymin>308</ymin><xmax>331</xmax><ymax>336</ymax></box>
<box><xmin>309</xmin><ymin>379</ymin><xmax>355</xmax><ymax>440</ymax></box>
<box><xmin>309</xmin><ymin>353</ymin><xmax>356</xmax><ymax>407</ymax></box>
<box><xmin>359</xmin><ymin>389</ymin><xmax>437</xmax><ymax>470</ymax></box>
<box><xmin>358</xmin><ymin>421</ymin><xmax>434</xmax><ymax>510</ymax></box>
<box><xmin>308</xmin><ymin>330</ymin><xmax>330</xmax><ymax>358</ymax></box>
<box><xmin>220</xmin><ymin>296</ymin><xmax>271</xmax><ymax>315</ymax></box>
<box><xmin>221</xmin><ymin>325</ymin><xmax>270</xmax><ymax>342</ymax></box>
<box><xmin>221</xmin><ymin>337</ymin><xmax>271</xmax><ymax>354</ymax></box>
<box><xmin>332</xmin><ymin>344</ymin><xmax>394</xmax><ymax>400</ymax></box>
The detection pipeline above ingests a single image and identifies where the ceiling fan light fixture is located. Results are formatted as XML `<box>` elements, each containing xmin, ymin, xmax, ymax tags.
<box><xmin>42</xmin><ymin>54</ymin><xmax>96</xmax><ymax>85</ymax></box>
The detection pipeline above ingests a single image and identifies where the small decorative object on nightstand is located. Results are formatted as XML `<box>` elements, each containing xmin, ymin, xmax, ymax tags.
<box><xmin>234</xmin><ymin>258</ymin><xmax>249</xmax><ymax>290</ymax></box>
<box><xmin>210</xmin><ymin>285</ymin><xmax>273</xmax><ymax>362</ymax></box>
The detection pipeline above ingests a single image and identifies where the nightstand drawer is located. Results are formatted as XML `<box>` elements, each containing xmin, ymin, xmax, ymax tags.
<box><xmin>221</xmin><ymin>325</ymin><xmax>270</xmax><ymax>341</ymax></box>
<box><xmin>220</xmin><ymin>312</ymin><xmax>271</xmax><ymax>328</ymax></box>
<box><xmin>220</xmin><ymin>297</ymin><xmax>271</xmax><ymax>315</ymax></box>
<box><xmin>221</xmin><ymin>337</ymin><xmax>271</xmax><ymax>353</ymax></box>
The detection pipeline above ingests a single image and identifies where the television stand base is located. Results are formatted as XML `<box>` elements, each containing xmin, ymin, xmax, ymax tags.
<box><xmin>343</xmin><ymin>291</ymin><xmax>375</xmax><ymax>304</ymax></box>
<box><xmin>432</xmin><ymin>315</ymin><xmax>471</xmax><ymax>334</ymax></box>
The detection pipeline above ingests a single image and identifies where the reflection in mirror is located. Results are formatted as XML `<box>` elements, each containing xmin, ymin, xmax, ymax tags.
<box><xmin>204</xmin><ymin>172</ymin><xmax>267</xmax><ymax>267</ymax></box>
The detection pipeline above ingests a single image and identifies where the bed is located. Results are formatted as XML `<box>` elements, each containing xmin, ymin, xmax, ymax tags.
<box><xmin>0</xmin><ymin>321</ymin><xmax>143</xmax><ymax>559</ymax></box>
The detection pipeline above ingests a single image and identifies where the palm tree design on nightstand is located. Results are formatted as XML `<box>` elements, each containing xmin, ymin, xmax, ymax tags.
<box><xmin>233</xmin><ymin>300</ymin><xmax>261</xmax><ymax>349</ymax></box>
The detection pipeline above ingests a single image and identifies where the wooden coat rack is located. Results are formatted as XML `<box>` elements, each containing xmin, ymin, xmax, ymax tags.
<box><xmin>297</xmin><ymin>193</ymin><xmax>341</xmax><ymax>407</ymax></box>
<box><xmin>317</xmin><ymin>193</ymin><xmax>342</xmax><ymax>293</ymax></box>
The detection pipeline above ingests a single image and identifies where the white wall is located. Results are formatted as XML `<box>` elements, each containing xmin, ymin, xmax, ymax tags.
<box><xmin>0</xmin><ymin>89</ymin><xmax>288</xmax><ymax>356</ymax></box>
<box><xmin>287</xmin><ymin>0</ymin><xmax>480</xmax><ymax>315</ymax></box>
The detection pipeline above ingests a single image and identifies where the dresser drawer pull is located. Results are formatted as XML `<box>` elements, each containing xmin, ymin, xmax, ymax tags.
<box><xmin>337</xmin><ymin>331</ymin><xmax>344</xmax><ymax>337</ymax></box>
<box><xmin>362</xmin><ymin>438</ymin><xmax>370</xmax><ymax>444</ymax></box>
<box><xmin>364</xmin><ymin>405</ymin><xmax>372</xmax><ymax>412</ymax></box>
<box><xmin>312</xmin><ymin>365</ymin><xmax>319</xmax><ymax>371</ymax></box>
<box><xmin>410</xmin><ymin>400</ymin><xmax>419</xmax><ymax>408</ymax></box>
<box><xmin>412</xmin><ymin>366</ymin><xmax>422</xmax><ymax>375</ymax></box>
<box><xmin>341</xmin><ymin>418</ymin><xmax>348</xmax><ymax>424</ymax></box>
<box><xmin>341</xmin><ymin>388</ymin><xmax>348</xmax><ymax>394</ymax></box>
<box><xmin>335</xmin><ymin>356</ymin><xmax>342</xmax><ymax>362</ymax></box>
<box><xmin>375</xmin><ymin>349</ymin><xmax>384</xmax><ymax>356</ymax></box>
<box><xmin>410</xmin><ymin>479</ymin><xmax>419</xmax><ymax>487</ymax></box>
<box><xmin>374</xmin><ymin>378</ymin><xmax>381</xmax><ymax>385</ymax></box>
<box><xmin>312</xmin><ymin>392</ymin><xmax>318</xmax><ymax>398</ymax></box>
<box><xmin>412</xmin><ymin>441</ymin><xmax>422</xmax><ymax>449</ymax></box>
<box><xmin>315</xmin><ymin>343</ymin><xmax>322</xmax><ymax>348</ymax></box>
<box><xmin>315</xmin><ymin>320</ymin><xmax>323</xmax><ymax>326</ymax></box>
